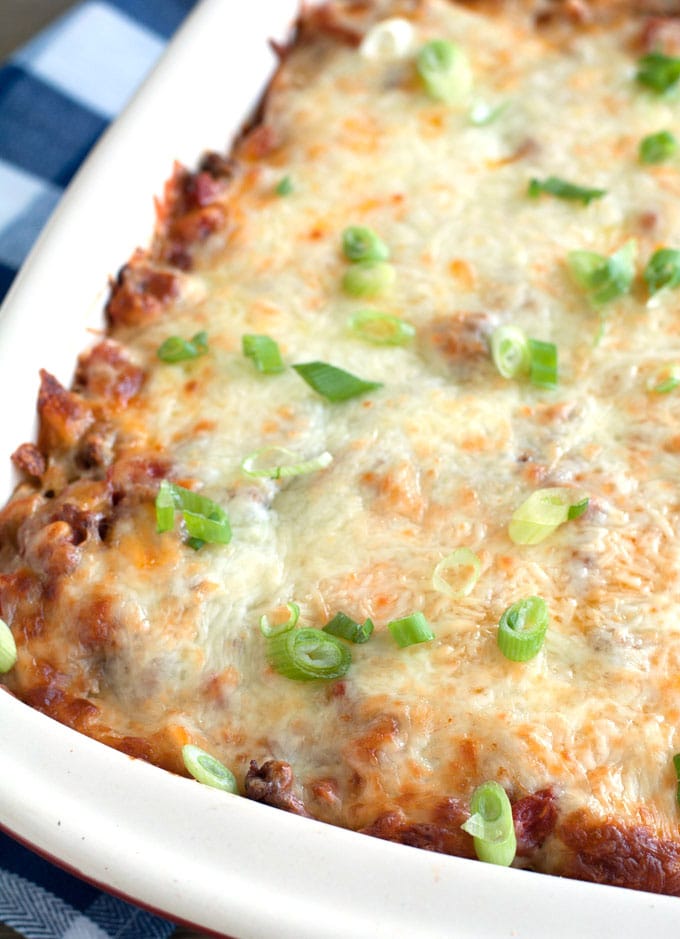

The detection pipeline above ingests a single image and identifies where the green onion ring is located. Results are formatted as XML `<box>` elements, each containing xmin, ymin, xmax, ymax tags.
<box><xmin>497</xmin><ymin>596</ymin><xmax>549</xmax><ymax>662</ymax></box>
<box><xmin>242</xmin><ymin>334</ymin><xmax>285</xmax><ymax>374</ymax></box>
<box><xmin>508</xmin><ymin>487</ymin><xmax>589</xmax><ymax>545</ymax></box>
<box><xmin>266</xmin><ymin>627</ymin><xmax>352</xmax><ymax>681</ymax></box>
<box><xmin>342</xmin><ymin>226</ymin><xmax>390</xmax><ymax>263</ymax></box>
<box><xmin>157</xmin><ymin>331</ymin><xmax>208</xmax><ymax>363</ymax></box>
<box><xmin>342</xmin><ymin>260</ymin><xmax>396</xmax><ymax>298</ymax></box>
<box><xmin>432</xmin><ymin>548</ymin><xmax>481</xmax><ymax>598</ymax></box>
<box><xmin>387</xmin><ymin>611</ymin><xmax>435</xmax><ymax>648</ymax></box>
<box><xmin>347</xmin><ymin>309</ymin><xmax>415</xmax><ymax>346</ymax></box>
<box><xmin>416</xmin><ymin>38</ymin><xmax>472</xmax><ymax>105</ymax></box>
<box><xmin>323</xmin><ymin>611</ymin><xmax>374</xmax><ymax>644</ymax></box>
<box><xmin>182</xmin><ymin>744</ymin><xmax>238</xmax><ymax>793</ymax></box>
<box><xmin>490</xmin><ymin>325</ymin><xmax>530</xmax><ymax>380</ymax></box>
<box><xmin>461</xmin><ymin>781</ymin><xmax>516</xmax><ymax>866</ymax></box>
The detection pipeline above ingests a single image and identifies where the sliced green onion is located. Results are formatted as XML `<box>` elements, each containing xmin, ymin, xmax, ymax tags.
<box><xmin>157</xmin><ymin>331</ymin><xmax>208</xmax><ymax>364</ymax></box>
<box><xmin>155</xmin><ymin>478</ymin><xmax>176</xmax><ymax>533</ymax></box>
<box><xmin>528</xmin><ymin>338</ymin><xmax>558</xmax><ymax>389</ymax></box>
<box><xmin>461</xmin><ymin>781</ymin><xmax>516</xmax><ymax>866</ymax></box>
<box><xmin>528</xmin><ymin>176</ymin><xmax>606</xmax><ymax>206</ymax></box>
<box><xmin>490</xmin><ymin>325</ymin><xmax>530</xmax><ymax>380</ymax></box>
<box><xmin>432</xmin><ymin>548</ymin><xmax>481</xmax><ymax>598</ymax></box>
<box><xmin>497</xmin><ymin>596</ymin><xmax>549</xmax><ymax>662</ymax></box>
<box><xmin>673</xmin><ymin>753</ymin><xmax>680</xmax><ymax>805</ymax></box>
<box><xmin>649</xmin><ymin>363</ymin><xmax>680</xmax><ymax>394</ymax></box>
<box><xmin>387</xmin><ymin>611</ymin><xmax>435</xmax><ymax>648</ymax></box>
<box><xmin>637</xmin><ymin>52</ymin><xmax>680</xmax><ymax>94</ymax></box>
<box><xmin>266</xmin><ymin>627</ymin><xmax>351</xmax><ymax>681</ymax></box>
<box><xmin>639</xmin><ymin>130</ymin><xmax>678</xmax><ymax>165</ymax></box>
<box><xmin>416</xmin><ymin>39</ymin><xmax>472</xmax><ymax>105</ymax></box>
<box><xmin>241</xmin><ymin>447</ymin><xmax>333</xmax><ymax>479</ymax></box>
<box><xmin>275</xmin><ymin>175</ymin><xmax>293</xmax><ymax>196</ymax></box>
<box><xmin>260</xmin><ymin>602</ymin><xmax>301</xmax><ymax>638</ymax></box>
<box><xmin>242</xmin><ymin>334</ymin><xmax>285</xmax><ymax>374</ymax></box>
<box><xmin>644</xmin><ymin>248</ymin><xmax>680</xmax><ymax>295</ymax></box>
<box><xmin>567</xmin><ymin>240</ymin><xmax>637</xmax><ymax>306</ymax></box>
<box><xmin>342</xmin><ymin>260</ymin><xmax>395</xmax><ymax>298</ymax></box>
<box><xmin>508</xmin><ymin>487</ymin><xmax>589</xmax><ymax>545</ymax></box>
<box><xmin>0</xmin><ymin>619</ymin><xmax>17</xmax><ymax>674</ymax></box>
<box><xmin>359</xmin><ymin>17</ymin><xmax>415</xmax><ymax>61</ymax></box>
<box><xmin>293</xmin><ymin>361</ymin><xmax>383</xmax><ymax>402</ymax></box>
<box><xmin>182</xmin><ymin>744</ymin><xmax>238</xmax><ymax>794</ymax></box>
<box><xmin>323</xmin><ymin>611</ymin><xmax>374</xmax><ymax>644</ymax></box>
<box><xmin>342</xmin><ymin>226</ymin><xmax>390</xmax><ymax>263</ymax></box>
<box><xmin>347</xmin><ymin>309</ymin><xmax>415</xmax><ymax>346</ymax></box>
<box><xmin>155</xmin><ymin>480</ymin><xmax>231</xmax><ymax>546</ymax></box>
<box><xmin>181</xmin><ymin>503</ymin><xmax>231</xmax><ymax>546</ymax></box>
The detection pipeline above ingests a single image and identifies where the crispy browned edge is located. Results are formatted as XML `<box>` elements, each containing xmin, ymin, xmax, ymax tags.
<box><xmin>1</xmin><ymin>0</ymin><xmax>680</xmax><ymax>894</ymax></box>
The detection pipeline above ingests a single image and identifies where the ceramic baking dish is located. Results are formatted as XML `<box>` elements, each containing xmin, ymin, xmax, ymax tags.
<box><xmin>1</xmin><ymin>1</ymin><xmax>679</xmax><ymax>935</ymax></box>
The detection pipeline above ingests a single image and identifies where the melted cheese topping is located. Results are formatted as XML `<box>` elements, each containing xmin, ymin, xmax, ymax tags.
<box><xmin>5</xmin><ymin>0</ymin><xmax>680</xmax><ymax>878</ymax></box>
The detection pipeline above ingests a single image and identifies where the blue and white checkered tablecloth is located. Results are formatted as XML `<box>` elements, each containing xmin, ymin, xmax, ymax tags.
<box><xmin>0</xmin><ymin>2</ymin><xmax>205</xmax><ymax>936</ymax></box>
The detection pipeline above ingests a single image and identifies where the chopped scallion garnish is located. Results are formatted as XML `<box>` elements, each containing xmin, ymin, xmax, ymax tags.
<box><xmin>461</xmin><ymin>781</ymin><xmax>516</xmax><ymax>866</ymax></box>
<box><xmin>323</xmin><ymin>611</ymin><xmax>374</xmax><ymax>644</ymax></box>
<box><xmin>157</xmin><ymin>331</ymin><xmax>208</xmax><ymax>363</ymax></box>
<box><xmin>0</xmin><ymin>618</ymin><xmax>17</xmax><ymax>674</ymax></box>
<box><xmin>528</xmin><ymin>177</ymin><xmax>606</xmax><ymax>205</ymax></box>
<box><xmin>490</xmin><ymin>325</ymin><xmax>530</xmax><ymax>380</ymax></box>
<box><xmin>643</xmin><ymin>248</ymin><xmax>680</xmax><ymax>295</ymax></box>
<box><xmin>342</xmin><ymin>226</ymin><xmax>390</xmax><ymax>263</ymax></box>
<box><xmin>155</xmin><ymin>480</ymin><xmax>231</xmax><ymax>547</ymax></box>
<box><xmin>497</xmin><ymin>596</ymin><xmax>549</xmax><ymax>662</ymax></box>
<box><xmin>416</xmin><ymin>38</ymin><xmax>472</xmax><ymax>105</ymax></box>
<box><xmin>342</xmin><ymin>260</ymin><xmax>396</xmax><ymax>298</ymax></box>
<box><xmin>528</xmin><ymin>338</ymin><xmax>558</xmax><ymax>389</ymax></box>
<box><xmin>266</xmin><ymin>627</ymin><xmax>351</xmax><ymax>681</ymax></box>
<box><xmin>292</xmin><ymin>361</ymin><xmax>383</xmax><ymax>402</ymax></box>
<box><xmin>242</xmin><ymin>334</ymin><xmax>285</xmax><ymax>374</ymax></box>
<box><xmin>241</xmin><ymin>447</ymin><xmax>332</xmax><ymax>479</ymax></box>
<box><xmin>182</xmin><ymin>744</ymin><xmax>238</xmax><ymax>793</ymax></box>
<box><xmin>490</xmin><ymin>326</ymin><xmax>557</xmax><ymax>387</ymax></box>
<box><xmin>649</xmin><ymin>364</ymin><xmax>680</xmax><ymax>394</ymax></box>
<box><xmin>347</xmin><ymin>309</ymin><xmax>415</xmax><ymax>346</ymax></box>
<box><xmin>637</xmin><ymin>52</ymin><xmax>680</xmax><ymax>94</ymax></box>
<box><xmin>567</xmin><ymin>240</ymin><xmax>637</xmax><ymax>306</ymax></box>
<box><xmin>260</xmin><ymin>602</ymin><xmax>301</xmax><ymax>638</ymax></box>
<box><xmin>275</xmin><ymin>175</ymin><xmax>293</xmax><ymax>196</ymax></box>
<box><xmin>508</xmin><ymin>487</ymin><xmax>589</xmax><ymax>545</ymax></box>
<box><xmin>432</xmin><ymin>548</ymin><xmax>481</xmax><ymax>598</ymax></box>
<box><xmin>639</xmin><ymin>130</ymin><xmax>678</xmax><ymax>165</ymax></box>
<box><xmin>387</xmin><ymin>612</ymin><xmax>435</xmax><ymax>648</ymax></box>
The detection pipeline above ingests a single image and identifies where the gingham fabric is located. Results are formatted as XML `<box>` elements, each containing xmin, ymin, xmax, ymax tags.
<box><xmin>0</xmin><ymin>2</ymin><xmax>202</xmax><ymax>936</ymax></box>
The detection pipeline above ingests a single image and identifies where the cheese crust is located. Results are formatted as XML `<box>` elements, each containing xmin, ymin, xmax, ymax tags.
<box><xmin>3</xmin><ymin>0</ymin><xmax>680</xmax><ymax>893</ymax></box>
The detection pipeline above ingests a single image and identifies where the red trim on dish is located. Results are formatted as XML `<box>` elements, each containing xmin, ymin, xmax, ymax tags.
<box><xmin>0</xmin><ymin>820</ymin><xmax>235</xmax><ymax>939</ymax></box>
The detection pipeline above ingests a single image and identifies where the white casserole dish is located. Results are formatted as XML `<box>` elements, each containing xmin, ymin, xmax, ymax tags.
<box><xmin>1</xmin><ymin>1</ymin><xmax>679</xmax><ymax>935</ymax></box>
